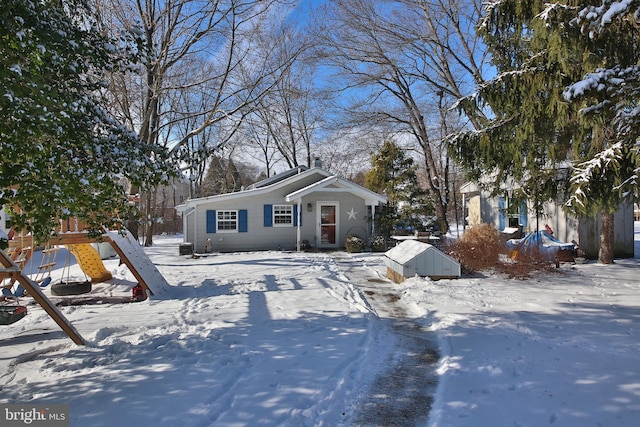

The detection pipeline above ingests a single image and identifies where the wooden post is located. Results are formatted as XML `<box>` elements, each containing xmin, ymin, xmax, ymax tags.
<box><xmin>1</xmin><ymin>249</ymin><xmax>85</xmax><ymax>345</ymax></box>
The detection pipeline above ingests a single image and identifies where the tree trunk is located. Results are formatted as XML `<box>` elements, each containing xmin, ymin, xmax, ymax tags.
<box><xmin>598</xmin><ymin>211</ymin><xmax>615</xmax><ymax>264</ymax></box>
<box><xmin>144</xmin><ymin>190</ymin><xmax>156</xmax><ymax>247</ymax></box>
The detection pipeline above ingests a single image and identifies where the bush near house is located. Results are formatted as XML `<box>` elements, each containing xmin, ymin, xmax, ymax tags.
<box><xmin>369</xmin><ymin>235</ymin><xmax>387</xmax><ymax>252</ymax></box>
<box><xmin>345</xmin><ymin>235</ymin><xmax>365</xmax><ymax>253</ymax></box>
<box><xmin>447</xmin><ymin>224</ymin><xmax>555</xmax><ymax>279</ymax></box>
<box><xmin>448</xmin><ymin>224</ymin><xmax>504</xmax><ymax>273</ymax></box>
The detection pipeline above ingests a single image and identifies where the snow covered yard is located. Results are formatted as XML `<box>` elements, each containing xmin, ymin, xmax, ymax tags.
<box><xmin>391</xmin><ymin>258</ymin><xmax>640</xmax><ymax>427</ymax></box>
<box><xmin>349</xmin><ymin>229</ymin><xmax>640</xmax><ymax>427</ymax></box>
<box><xmin>1</xmin><ymin>227</ymin><xmax>639</xmax><ymax>427</ymax></box>
<box><xmin>1</xmin><ymin>243</ymin><xmax>391</xmax><ymax>426</ymax></box>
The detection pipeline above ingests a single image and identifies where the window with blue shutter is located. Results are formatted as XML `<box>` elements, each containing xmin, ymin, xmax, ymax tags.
<box><xmin>264</xmin><ymin>204</ymin><xmax>273</xmax><ymax>227</ymax></box>
<box><xmin>206</xmin><ymin>210</ymin><xmax>216</xmax><ymax>233</ymax></box>
<box><xmin>519</xmin><ymin>200</ymin><xmax>528</xmax><ymax>230</ymax></box>
<box><xmin>239</xmin><ymin>209</ymin><xmax>248</xmax><ymax>232</ymax></box>
<box><xmin>293</xmin><ymin>204</ymin><xmax>300</xmax><ymax>226</ymax></box>
<box><xmin>498</xmin><ymin>197</ymin><xmax>505</xmax><ymax>231</ymax></box>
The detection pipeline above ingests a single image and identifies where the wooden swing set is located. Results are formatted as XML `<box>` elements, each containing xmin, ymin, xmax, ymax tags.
<box><xmin>1</xmin><ymin>218</ymin><xmax>170</xmax><ymax>345</ymax></box>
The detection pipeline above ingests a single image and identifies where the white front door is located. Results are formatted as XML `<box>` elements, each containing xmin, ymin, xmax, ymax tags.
<box><xmin>317</xmin><ymin>202</ymin><xmax>339</xmax><ymax>248</ymax></box>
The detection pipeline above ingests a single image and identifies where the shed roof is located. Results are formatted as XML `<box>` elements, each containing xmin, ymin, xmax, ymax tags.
<box><xmin>384</xmin><ymin>240</ymin><xmax>434</xmax><ymax>264</ymax></box>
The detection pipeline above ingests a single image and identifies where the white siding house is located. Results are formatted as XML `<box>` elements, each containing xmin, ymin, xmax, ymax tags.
<box><xmin>176</xmin><ymin>165</ymin><xmax>387</xmax><ymax>252</ymax></box>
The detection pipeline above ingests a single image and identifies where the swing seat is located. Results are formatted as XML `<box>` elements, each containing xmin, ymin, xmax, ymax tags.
<box><xmin>51</xmin><ymin>280</ymin><xmax>91</xmax><ymax>296</ymax></box>
<box><xmin>2</xmin><ymin>284</ymin><xmax>26</xmax><ymax>297</ymax></box>
<box><xmin>0</xmin><ymin>305</ymin><xmax>27</xmax><ymax>325</ymax></box>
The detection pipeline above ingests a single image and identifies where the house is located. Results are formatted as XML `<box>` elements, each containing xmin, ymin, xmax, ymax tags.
<box><xmin>176</xmin><ymin>161</ymin><xmax>387</xmax><ymax>252</ymax></box>
<box><xmin>460</xmin><ymin>181</ymin><xmax>635</xmax><ymax>259</ymax></box>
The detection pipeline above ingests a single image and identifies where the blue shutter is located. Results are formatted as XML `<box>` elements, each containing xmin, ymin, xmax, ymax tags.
<box><xmin>206</xmin><ymin>210</ymin><xmax>216</xmax><ymax>233</ymax></box>
<box><xmin>498</xmin><ymin>197</ymin><xmax>505</xmax><ymax>231</ymax></box>
<box><xmin>239</xmin><ymin>209</ymin><xmax>248</xmax><ymax>232</ymax></box>
<box><xmin>264</xmin><ymin>204</ymin><xmax>273</xmax><ymax>227</ymax></box>
<box><xmin>293</xmin><ymin>204</ymin><xmax>300</xmax><ymax>226</ymax></box>
<box><xmin>519</xmin><ymin>200</ymin><xmax>528</xmax><ymax>231</ymax></box>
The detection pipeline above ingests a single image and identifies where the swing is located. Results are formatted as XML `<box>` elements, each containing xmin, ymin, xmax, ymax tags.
<box><xmin>0</xmin><ymin>303</ymin><xmax>27</xmax><ymax>325</ymax></box>
<box><xmin>33</xmin><ymin>245</ymin><xmax>59</xmax><ymax>286</ymax></box>
<box><xmin>1</xmin><ymin>273</ymin><xmax>27</xmax><ymax>326</ymax></box>
<box><xmin>50</xmin><ymin>248</ymin><xmax>91</xmax><ymax>296</ymax></box>
<box><xmin>2</xmin><ymin>234</ymin><xmax>32</xmax><ymax>294</ymax></box>
<box><xmin>2</xmin><ymin>245</ymin><xmax>58</xmax><ymax>298</ymax></box>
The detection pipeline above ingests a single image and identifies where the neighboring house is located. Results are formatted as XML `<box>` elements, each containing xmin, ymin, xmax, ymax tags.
<box><xmin>0</xmin><ymin>205</ymin><xmax>9</xmax><ymax>238</ymax></box>
<box><xmin>138</xmin><ymin>177</ymin><xmax>191</xmax><ymax>235</ymax></box>
<box><xmin>176</xmin><ymin>161</ymin><xmax>387</xmax><ymax>252</ymax></box>
<box><xmin>460</xmin><ymin>181</ymin><xmax>635</xmax><ymax>259</ymax></box>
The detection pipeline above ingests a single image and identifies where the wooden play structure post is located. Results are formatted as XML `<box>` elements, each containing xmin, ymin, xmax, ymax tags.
<box><xmin>0</xmin><ymin>249</ymin><xmax>85</xmax><ymax>345</ymax></box>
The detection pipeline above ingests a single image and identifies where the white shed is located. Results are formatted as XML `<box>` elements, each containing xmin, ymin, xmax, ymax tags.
<box><xmin>384</xmin><ymin>240</ymin><xmax>461</xmax><ymax>283</ymax></box>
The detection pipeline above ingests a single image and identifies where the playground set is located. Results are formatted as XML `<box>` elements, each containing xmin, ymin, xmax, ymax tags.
<box><xmin>0</xmin><ymin>222</ymin><xmax>170</xmax><ymax>345</ymax></box>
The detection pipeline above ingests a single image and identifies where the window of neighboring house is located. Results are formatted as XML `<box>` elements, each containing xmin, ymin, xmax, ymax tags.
<box><xmin>217</xmin><ymin>210</ymin><xmax>238</xmax><ymax>232</ymax></box>
<box><xmin>507</xmin><ymin>198</ymin><xmax>519</xmax><ymax>228</ymax></box>
<box><xmin>273</xmin><ymin>205</ymin><xmax>293</xmax><ymax>226</ymax></box>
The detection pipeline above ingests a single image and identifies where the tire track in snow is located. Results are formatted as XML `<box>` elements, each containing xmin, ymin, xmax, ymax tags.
<box><xmin>331</xmin><ymin>253</ymin><xmax>439</xmax><ymax>426</ymax></box>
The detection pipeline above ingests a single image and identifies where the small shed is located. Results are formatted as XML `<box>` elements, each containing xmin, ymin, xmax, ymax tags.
<box><xmin>384</xmin><ymin>240</ymin><xmax>461</xmax><ymax>283</ymax></box>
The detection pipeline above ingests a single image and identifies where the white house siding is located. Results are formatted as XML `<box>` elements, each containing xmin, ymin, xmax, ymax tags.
<box><xmin>310</xmin><ymin>191</ymin><xmax>372</xmax><ymax>249</ymax></box>
<box><xmin>193</xmin><ymin>196</ymin><xmax>295</xmax><ymax>253</ymax></box>
<box><xmin>177</xmin><ymin>167</ymin><xmax>387</xmax><ymax>253</ymax></box>
<box><xmin>188</xmin><ymin>193</ymin><xmax>373</xmax><ymax>253</ymax></box>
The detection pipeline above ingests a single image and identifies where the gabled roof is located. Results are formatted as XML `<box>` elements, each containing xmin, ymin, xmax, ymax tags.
<box><xmin>176</xmin><ymin>166</ymin><xmax>386</xmax><ymax>212</ymax></box>
<box><xmin>285</xmin><ymin>175</ymin><xmax>387</xmax><ymax>205</ymax></box>
<box><xmin>250</xmin><ymin>166</ymin><xmax>309</xmax><ymax>189</ymax></box>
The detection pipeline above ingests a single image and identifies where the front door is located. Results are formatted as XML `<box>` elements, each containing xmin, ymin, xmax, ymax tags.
<box><xmin>317</xmin><ymin>202</ymin><xmax>339</xmax><ymax>248</ymax></box>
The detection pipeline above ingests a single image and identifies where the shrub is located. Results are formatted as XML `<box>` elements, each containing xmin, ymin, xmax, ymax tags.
<box><xmin>447</xmin><ymin>224</ymin><xmax>557</xmax><ymax>279</ymax></box>
<box><xmin>447</xmin><ymin>224</ymin><xmax>505</xmax><ymax>274</ymax></box>
<box><xmin>369</xmin><ymin>235</ymin><xmax>387</xmax><ymax>252</ymax></box>
<box><xmin>345</xmin><ymin>234</ymin><xmax>365</xmax><ymax>252</ymax></box>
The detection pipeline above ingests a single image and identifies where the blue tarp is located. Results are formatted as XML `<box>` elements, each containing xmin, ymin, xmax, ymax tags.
<box><xmin>506</xmin><ymin>231</ymin><xmax>577</xmax><ymax>260</ymax></box>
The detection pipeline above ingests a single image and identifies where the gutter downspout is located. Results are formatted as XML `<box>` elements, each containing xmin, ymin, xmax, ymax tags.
<box><xmin>296</xmin><ymin>199</ymin><xmax>302</xmax><ymax>252</ymax></box>
<box><xmin>371</xmin><ymin>204</ymin><xmax>376</xmax><ymax>236</ymax></box>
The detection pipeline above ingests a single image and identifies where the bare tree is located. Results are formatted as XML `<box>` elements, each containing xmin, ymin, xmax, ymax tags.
<box><xmin>101</xmin><ymin>0</ymin><xmax>297</xmax><ymax>245</ymax></box>
<box><xmin>312</xmin><ymin>0</ymin><xmax>489</xmax><ymax>232</ymax></box>
<box><xmin>237</xmin><ymin>14</ymin><xmax>330</xmax><ymax>173</ymax></box>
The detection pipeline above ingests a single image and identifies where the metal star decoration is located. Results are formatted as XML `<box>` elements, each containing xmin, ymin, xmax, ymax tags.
<box><xmin>347</xmin><ymin>207</ymin><xmax>358</xmax><ymax>220</ymax></box>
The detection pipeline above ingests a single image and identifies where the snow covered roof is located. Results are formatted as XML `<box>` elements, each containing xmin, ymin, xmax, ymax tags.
<box><xmin>385</xmin><ymin>240</ymin><xmax>434</xmax><ymax>264</ymax></box>
<box><xmin>250</xmin><ymin>166</ymin><xmax>309</xmax><ymax>189</ymax></box>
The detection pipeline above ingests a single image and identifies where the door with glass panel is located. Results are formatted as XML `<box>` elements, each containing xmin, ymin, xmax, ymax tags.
<box><xmin>317</xmin><ymin>202</ymin><xmax>339</xmax><ymax>248</ymax></box>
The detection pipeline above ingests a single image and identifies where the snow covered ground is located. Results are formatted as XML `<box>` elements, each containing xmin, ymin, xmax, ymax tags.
<box><xmin>1</xmin><ymin>225</ymin><xmax>639</xmax><ymax>426</ymax></box>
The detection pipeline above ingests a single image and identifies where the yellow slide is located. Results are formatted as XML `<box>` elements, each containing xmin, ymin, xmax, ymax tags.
<box><xmin>66</xmin><ymin>244</ymin><xmax>113</xmax><ymax>283</ymax></box>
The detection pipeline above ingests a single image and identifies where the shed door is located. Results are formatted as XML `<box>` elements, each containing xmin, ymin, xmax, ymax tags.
<box><xmin>317</xmin><ymin>203</ymin><xmax>339</xmax><ymax>248</ymax></box>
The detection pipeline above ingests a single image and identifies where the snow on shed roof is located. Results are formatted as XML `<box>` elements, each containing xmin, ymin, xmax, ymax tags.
<box><xmin>384</xmin><ymin>240</ymin><xmax>434</xmax><ymax>264</ymax></box>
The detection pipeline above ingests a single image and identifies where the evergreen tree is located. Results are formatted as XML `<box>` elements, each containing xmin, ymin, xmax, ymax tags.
<box><xmin>560</xmin><ymin>2</ymin><xmax>640</xmax><ymax>262</ymax></box>
<box><xmin>365</xmin><ymin>141</ymin><xmax>432</xmax><ymax>237</ymax></box>
<box><xmin>451</xmin><ymin>0</ymin><xmax>639</xmax><ymax>263</ymax></box>
<box><xmin>0</xmin><ymin>0</ymin><xmax>167</xmax><ymax>244</ymax></box>
<box><xmin>201</xmin><ymin>155</ymin><xmax>248</xmax><ymax>196</ymax></box>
